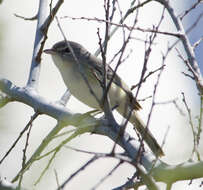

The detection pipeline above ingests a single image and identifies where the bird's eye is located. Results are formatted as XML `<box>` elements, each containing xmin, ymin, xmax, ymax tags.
<box><xmin>63</xmin><ymin>46</ymin><xmax>70</xmax><ymax>53</ymax></box>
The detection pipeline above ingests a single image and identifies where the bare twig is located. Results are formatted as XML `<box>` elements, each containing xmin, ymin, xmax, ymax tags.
<box><xmin>185</xmin><ymin>12</ymin><xmax>203</xmax><ymax>35</ymax></box>
<box><xmin>62</xmin><ymin>15</ymin><xmax>186</xmax><ymax>38</ymax></box>
<box><xmin>94</xmin><ymin>0</ymin><xmax>153</xmax><ymax>56</ymax></box>
<box><xmin>193</xmin><ymin>36</ymin><xmax>203</xmax><ymax>49</ymax></box>
<box><xmin>107</xmin><ymin>11</ymin><xmax>140</xmax><ymax>154</ymax></box>
<box><xmin>97</xmin><ymin>0</ymin><xmax>114</xmax><ymax>119</ymax></box>
<box><xmin>182</xmin><ymin>92</ymin><xmax>200</xmax><ymax>160</ymax></box>
<box><xmin>14</xmin><ymin>13</ymin><xmax>38</xmax><ymax>20</ymax></box>
<box><xmin>176</xmin><ymin>48</ymin><xmax>196</xmax><ymax>80</ymax></box>
<box><xmin>131</xmin><ymin>65</ymin><xmax>165</xmax><ymax>90</ymax></box>
<box><xmin>54</xmin><ymin>169</ymin><xmax>60</xmax><ymax>189</ymax></box>
<box><xmin>155</xmin><ymin>98</ymin><xmax>185</xmax><ymax>116</ymax></box>
<box><xmin>18</xmin><ymin>118</ymin><xmax>34</xmax><ymax>188</ymax></box>
<box><xmin>91</xmin><ymin>161</ymin><xmax>123</xmax><ymax>190</ymax></box>
<box><xmin>59</xmin><ymin>146</ymin><xmax>159</xmax><ymax>190</ymax></box>
<box><xmin>0</xmin><ymin>112</ymin><xmax>39</xmax><ymax>165</ymax></box>
<box><xmin>179</xmin><ymin>0</ymin><xmax>203</xmax><ymax>20</ymax></box>
<box><xmin>138</xmin><ymin>95</ymin><xmax>152</xmax><ymax>102</ymax></box>
<box><xmin>56</xmin><ymin>89</ymin><xmax>71</xmax><ymax>106</ymax></box>
<box><xmin>144</xmin><ymin>59</ymin><xmax>165</xmax><ymax>151</ymax></box>
<box><xmin>155</xmin><ymin>0</ymin><xmax>203</xmax><ymax>95</ymax></box>
<box><xmin>112</xmin><ymin>172</ymin><xmax>143</xmax><ymax>190</ymax></box>
<box><xmin>57</xmin><ymin>156</ymin><xmax>98</xmax><ymax>190</ymax></box>
<box><xmin>197</xmin><ymin>97</ymin><xmax>203</xmax><ymax>146</ymax></box>
<box><xmin>55</xmin><ymin>16</ymin><xmax>102</xmax><ymax>107</ymax></box>
<box><xmin>161</xmin><ymin>125</ymin><xmax>170</xmax><ymax>149</ymax></box>
<box><xmin>135</xmin><ymin>7</ymin><xmax>165</xmax><ymax>98</ymax></box>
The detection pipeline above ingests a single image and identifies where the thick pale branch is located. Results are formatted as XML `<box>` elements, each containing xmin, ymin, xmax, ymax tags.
<box><xmin>115</xmin><ymin>160</ymin><xmax>203</xmax><ymax>189</ymax></box>
<box><xmin>0</xmin><ymin>92</ymin><xmax>12</xmax><ymax>108</ymax></box>
<box><xmin>26</xmin><ymin>0</ymin><xmax>64</xmax><ymax>89</ymax></box>
<box><xmin>0</xmin><ymin>78</ymin><xmax>71</xmax><ymax>120</ymax></box>
<box><xmin>26</xmin><ymin>0</ymin><xmax>49</xmax><ymax>89</ymax></box>
<box><xmin>0</xmin><ymin>77</ymin><xmax>154</xmax><ymax>172</ymax></box>
<box><xmin>152</xmin><ymin>160</ymin><xmax>203</xmax><ymax>184</ymax></box>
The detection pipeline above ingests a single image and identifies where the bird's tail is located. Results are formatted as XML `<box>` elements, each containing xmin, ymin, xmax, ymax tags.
<box><xmin>130</xmin><ymin>111</ymin><xmax>164</xmax><ymax>157</ymax></box>
<box><xmin>117</xmin><ymin>107</ymin><xmax>164</xmax><ymax>157</ymax></box>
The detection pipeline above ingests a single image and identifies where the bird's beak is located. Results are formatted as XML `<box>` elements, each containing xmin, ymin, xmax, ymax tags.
<box><xmin>43</xmin><ymin>48</ymin><xmax>55</xmax><ymax>54</ymax></box>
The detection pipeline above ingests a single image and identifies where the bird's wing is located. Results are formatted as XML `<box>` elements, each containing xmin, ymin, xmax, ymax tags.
<box><xmin>86</xmin><ymin>54</ymin><xmax>142</xmax><ymax>111</ymax></box>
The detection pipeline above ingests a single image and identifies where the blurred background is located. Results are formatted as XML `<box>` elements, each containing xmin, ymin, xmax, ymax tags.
<box><xmin>0</xmin><ymin>0</ymin><xmax>202</xmax><ymax>189</ymax></box>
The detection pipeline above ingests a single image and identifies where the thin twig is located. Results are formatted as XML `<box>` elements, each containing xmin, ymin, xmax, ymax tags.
<box><xmin>135</xmin><ymin>7</ymin><xmax>165</xmax><ymax>98</ymax></box>
<box><xmin>193</xmin><ymin>37</ymin><xmax>203</xmax><ymax>49</ymax></box>
<box><xmin>155</xmin><ymin>98</ymin><xmax>185</xmax><ymax>116</ymax></box>
<box><xmin>62</xmin><ymin>15</ymin><xmax>185</xmax><ymax>38</ymax></box>
<box><xmin>14</xmin><ymin>13</ymin><xmax>38</xmax><ymax>20</ymax></box>
<box><xmin>57</xmin><ymin>156</ymin><xmax>98</xmax><ymax>190</ymax></box>
<box><xmin>55</xmin><ymin>16</ymin><xmax>102</xmax><ymax>107</ymax></box>
<box><xmin>131</xmin><ymin>65</ymin><xmax>165</xmax><ymax>90</ymax></box>
<box><xmin>54</xmin><ymin>169</ymin><xmax>60</xmax><ymax>189</ymax></box>
<box><xmin>179</xmin><ymin>0</ymin><xmax>203</xmax><ymax>20</ymax></box>
<box><xmin>155</xmin><ymin>0</ymin><xmax>203</xmax><ymax>95</ymax></box>
<box><xmin>91</xmin><ymin>161</ymin><xmax>123</xmax><ymax>190</ymax></box>
<box><xmin>112</xmin><ymin>172</ymin><xmax>142</xmax><ymax>190</ymax></box>
<box><xmin>56</xmin><ymin>89</ymin><xmax>71</xmax><ymax>106</ymax></box>
<box><xmin>108</xmin><ymin>12</ymin><xmax>140</xmax><ymax>154</ymax></box>
<box><xmin>18</xmin><ymin>119</ymin><xmax>34</xmax><ymax>188</ymax></box>
<box><xmin>0</xmin><ymin>112</ymin><xmax>39</xmax><ymax>165</ymax></box>
<box><xmin>182</xmin><ymin>92</ymin><xmax>201</xmax><ymax>160</ymax></box>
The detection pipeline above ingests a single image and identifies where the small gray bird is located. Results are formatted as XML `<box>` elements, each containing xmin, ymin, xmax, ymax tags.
<box><xmin>44</xmin><ymin>41</ymin><xmax>164</xmax><ymax>157</ymax></box>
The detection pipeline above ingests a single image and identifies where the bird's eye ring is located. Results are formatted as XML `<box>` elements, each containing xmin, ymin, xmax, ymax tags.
<box><xmin>64</xmin><ymin>46</ymin><xmax>70</xmax><ymax>53</ymax></box>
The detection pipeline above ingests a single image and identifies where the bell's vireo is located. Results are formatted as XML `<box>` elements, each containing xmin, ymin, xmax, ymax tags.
<box><xmin>44</xmin><ymin>41</ymin><xmax>164</xmax><ymax>157</ymax></box>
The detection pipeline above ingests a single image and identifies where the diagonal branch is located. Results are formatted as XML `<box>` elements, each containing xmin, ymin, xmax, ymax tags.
<box><xmin>26</xmin><ymin>0</ymin><xmax>64</xmax><ymax>89</ymax></box>
<box><xmin>0</xmin><ymin>78</ymin><xmax>156</xmax><ymax>182</ymax></box>
<box><xmin>26</xmin><ymin>0</ymin><xmax>49</xmax><ymax>89</ymax></box>
<box><xmin>155</xmin><ymin>0</ymin><xmax>203</xmax><ymax>94</ymax></box>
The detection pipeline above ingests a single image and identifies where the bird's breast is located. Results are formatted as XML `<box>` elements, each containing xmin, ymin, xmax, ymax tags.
<box><xmin>52</xmin><ymin>55</ymin><xmax>129</xmax><ymax>111</ymax></box>
<box><xmin>52</xmin><ymin>55</ymin><xmax>103</xmax><ymax>109</ymax></box>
